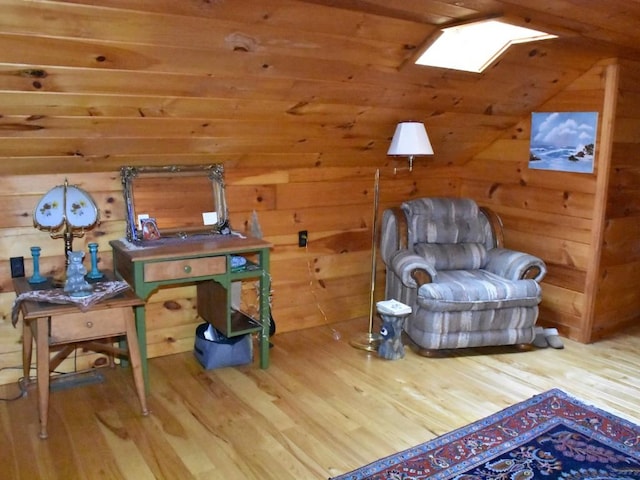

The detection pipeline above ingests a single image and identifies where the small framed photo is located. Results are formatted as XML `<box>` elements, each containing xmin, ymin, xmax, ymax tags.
<box><xmin>140</xmin><ymin>218</ymin><xmax>161</xmax><ymax>240</ymax></box>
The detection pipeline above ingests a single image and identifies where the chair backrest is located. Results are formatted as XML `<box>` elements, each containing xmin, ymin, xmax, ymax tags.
<box><xmin>401</xmin><ymin>198</ymin><xmax>487</xmax><ymax>243</ymax></box>
<box><xmin>400</xmin><ymin>197</ymin><xmax>496</xmax><ymax>270</ymax></box>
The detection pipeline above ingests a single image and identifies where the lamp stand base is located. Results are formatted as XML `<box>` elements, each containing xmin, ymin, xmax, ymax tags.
<box><xmin>349</xmin><ymin>332</ymin><xmax>382</xmax><ymax>352</ymax></box>
<box><xmin>51</xmin><ymin>274</ymin><xmax>66</xmax><ymax>289</ymax></box>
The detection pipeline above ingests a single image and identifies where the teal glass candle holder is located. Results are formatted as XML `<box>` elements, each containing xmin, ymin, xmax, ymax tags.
<box><xmin>86</xmin><ymin>242</ymin><xmax>104</xmax><ymax>280</ymax></box>
<box><xmin>28</xmin><ymin>246</ymin><xmax>47</xmax><ymax>284</ymax></box>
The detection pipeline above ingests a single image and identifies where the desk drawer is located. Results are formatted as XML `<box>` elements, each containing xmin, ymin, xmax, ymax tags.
<box><xmin>144</xmin><ymin>256</ymin><xmax>226</xmax><ymax>282</ymax></box>
<box><xmin>50</xmin><ymin>309</ymin><xmax>128</xmax><ymax>344</ymax></box>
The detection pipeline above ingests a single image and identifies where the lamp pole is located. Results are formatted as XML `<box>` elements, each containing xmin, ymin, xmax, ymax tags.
<box><xmin>350</xmin><ymin>168</ymin><xmax>383</xmax><ymax>352</ymax></box>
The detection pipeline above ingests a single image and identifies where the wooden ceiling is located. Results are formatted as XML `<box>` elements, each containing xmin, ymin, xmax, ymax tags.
<box><xmin>2</xmin><ymin>0</ymin><xmax>639</xmax><ymax>173</ymax></box>
<box><xmin>301</xmin><ymin>0</ymin><xmax>640</xmax><ymax>61</ymax></box>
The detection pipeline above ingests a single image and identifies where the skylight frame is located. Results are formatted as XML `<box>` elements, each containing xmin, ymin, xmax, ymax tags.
<box><xmin>415</xmin><ymin>19</ymin><xmax>558</xmax><ymax>74</ymax></box>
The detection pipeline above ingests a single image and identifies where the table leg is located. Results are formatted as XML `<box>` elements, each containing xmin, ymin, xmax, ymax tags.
<box><xmin>124</xmin><ymin>312</ymin><xmax>149</xmax><ymax>416</ymax></box>
<box><xmin>35</xmin><ymin>316</ymin><xmax>50</xmax><ymax>439</ymax></box>
<box><xmin>133</xmin><ymin>304</ymin><xmax>149</xmax><ymax>392</ymax></box>
<box><xmin>22</xmin><ymin>320</ymin><xmax>33</xmax><ymax>382</ymax></box>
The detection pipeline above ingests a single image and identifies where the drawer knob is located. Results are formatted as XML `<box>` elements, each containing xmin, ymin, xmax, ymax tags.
<box><xmin>86</xmin><ymin>321</ymin><xmax>93</xmax><ymax>328</ymax></box>
<box><xmin>184</xmin><ymin>265</ymin><xmax>192</xmax><ymax>273</ymax></box>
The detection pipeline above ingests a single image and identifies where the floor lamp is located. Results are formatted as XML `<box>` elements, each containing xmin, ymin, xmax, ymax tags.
<box><xmin>350</xmin><ymin>122</ymin><xmax>433</xmax><ymax>352</ymax></box>
<box><xmin>350</xmin><ymin>168</ymin><xmax>383</xmax><ymax>352</ymax></box>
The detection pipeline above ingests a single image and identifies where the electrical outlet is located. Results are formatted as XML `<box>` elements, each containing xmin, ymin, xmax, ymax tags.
<box><xmin>10</xmin><ymin>256</ymin><xmax>25</xmax><ymax>278</ymax></box>
<box><xmin>298</xmin><ymin>230</ymin><xmax>308</xmax><ymax>247</ymax></box>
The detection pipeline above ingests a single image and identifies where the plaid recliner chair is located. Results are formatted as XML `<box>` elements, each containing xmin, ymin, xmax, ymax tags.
<box><xmin>380</xmin><ymin>197</ymin><xmax>546</xmax><ymax>354</ymax></box>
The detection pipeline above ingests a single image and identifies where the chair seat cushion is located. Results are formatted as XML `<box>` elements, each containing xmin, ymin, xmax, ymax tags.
<box><xmin>417</xmin><ymin>269</ymin><xmax>541</xmax><ymax>312</ymax></box>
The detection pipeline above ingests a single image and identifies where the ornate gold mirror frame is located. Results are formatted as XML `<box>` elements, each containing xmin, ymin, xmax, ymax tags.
<box><xmin>121</xmin><ymin>164</ymin><xmax>229</xmax><ymax>242</ymax></box>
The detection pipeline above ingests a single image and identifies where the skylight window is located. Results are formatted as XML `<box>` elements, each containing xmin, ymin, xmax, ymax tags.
<box><xmin>415</xmin><ymin>19</ymin><xmax>557</xmax><ymax>73</ymax></box>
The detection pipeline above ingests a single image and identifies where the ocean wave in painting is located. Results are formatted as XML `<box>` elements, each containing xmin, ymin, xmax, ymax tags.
<box><xmin>529</xmin><ymin>144</ymin><xmax>594</xmax><ymax>173</ymax></box>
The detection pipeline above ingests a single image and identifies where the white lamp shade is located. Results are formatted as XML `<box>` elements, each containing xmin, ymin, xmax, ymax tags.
<box><xmin>387</xmin><ymin>122</ymin><xmax>434</xmax><ymax>156</ymax></box>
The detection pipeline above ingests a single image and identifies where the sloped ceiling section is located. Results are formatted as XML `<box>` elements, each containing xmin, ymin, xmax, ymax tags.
<box><xmin>1</xmin><ymin>0</ymin><xmax>640</xmax><ymax>172</ymax></box>
<box><xmin>282</xmin><ymin>0</ymin><xmax>640</xmax><ymax>162</ymax></box>
<box><xmin>300</xmin><ymin>0</ymin><xmax>640</xmax><ymax>58</ymax></box>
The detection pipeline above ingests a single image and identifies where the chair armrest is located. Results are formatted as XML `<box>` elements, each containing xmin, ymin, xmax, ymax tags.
<box><xmin>389</xmin><ymin>249</ymin><xmax>438</xmax><ymax>288</ymax></box>
<box><xmin>484</xmin><ymin>248</ymin><xmax>547</xmax><ymax>282</ymax></box>
<box><xmin>479</xmin><ymin>206</ymin><xmax>504</xmax><ymax>248</ymax></box>
<box><xmin>380</xmin><ymin>207</ymin><xmax>408</xmax><ymax>265</ymax></box>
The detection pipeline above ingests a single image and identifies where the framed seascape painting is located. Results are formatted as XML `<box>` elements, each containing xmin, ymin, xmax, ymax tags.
<box><xmin>529</xmin><ymin>112</ymin><xmax>598</xmax><ymax>173</ymax></box>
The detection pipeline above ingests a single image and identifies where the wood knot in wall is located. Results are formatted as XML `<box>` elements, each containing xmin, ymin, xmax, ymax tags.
<box><xmin>226</xmin><ymin>32</ymin><xmax>259</xmax><ymax>52</ymax></box>
<box><xmin>163</xmin><ymin>300</ymin><xmax>182</xmax><ymax>310</ymax></box>
<box><xmin>19</xmin><ymin>69</ymin><xmax>48</xmax><ymax>78</ymax></box>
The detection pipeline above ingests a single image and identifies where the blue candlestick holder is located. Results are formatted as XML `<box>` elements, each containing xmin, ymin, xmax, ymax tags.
<box><xmin>28</xmin><ymin>246</ymin><xmax>47</xmax><ymax>284</ymax></box>
<box><xmin>86</xmin><ymin>242</ymin><xmax>104</xmax><ymax>280</ymax></box>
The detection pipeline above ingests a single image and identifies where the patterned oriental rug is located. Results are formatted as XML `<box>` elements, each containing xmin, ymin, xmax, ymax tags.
<box><xmin>331</xmin><ymin>389</ymin><xmax>640</xmax><ymax>480</ymax></box>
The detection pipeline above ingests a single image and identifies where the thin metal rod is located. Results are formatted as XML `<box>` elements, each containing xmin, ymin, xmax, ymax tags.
<box><xmin>350</xmin><ymin>169</ymin><xmax>382</xmax><ymax>351</ymax></box>
<box><xmin>367</xmin><ymin>168</ymin><xmax>380</xmax><ymax>334</ymax></box>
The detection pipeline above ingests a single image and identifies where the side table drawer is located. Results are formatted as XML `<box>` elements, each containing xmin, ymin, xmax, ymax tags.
<box><xmin>50</xmin><ymin>309</ymin><xmax>128</xmax><ymax>344</ymax></box>
<box><xmin>144</xmin><ymin>256</ymin><xmax>226</xmax><ymax>282</ymax></box>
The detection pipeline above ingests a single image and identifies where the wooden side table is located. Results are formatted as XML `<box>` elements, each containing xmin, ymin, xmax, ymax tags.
<box><xmin>12</xmin><ymin>273</ymin><xmax>149</xmax><ymax>439</ymax></box>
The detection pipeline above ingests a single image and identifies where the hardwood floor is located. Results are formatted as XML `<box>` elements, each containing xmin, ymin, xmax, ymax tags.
<box><xmin>1</xmin><ymin>318</ymin><xmax>639</xmax><ymax>480</ymax></box>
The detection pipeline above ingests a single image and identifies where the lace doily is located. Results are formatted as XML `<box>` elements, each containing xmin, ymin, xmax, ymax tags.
<box><xmin>12</xmin><ymin>281</ymin><xmax>132</xmax><ymax>327</ymax></box>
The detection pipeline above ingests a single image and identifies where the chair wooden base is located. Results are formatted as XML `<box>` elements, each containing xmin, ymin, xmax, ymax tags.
<box><xmin>407</xmin><ymin>337</ymin><xmax>536</xmax><ymax>358</ymax></box>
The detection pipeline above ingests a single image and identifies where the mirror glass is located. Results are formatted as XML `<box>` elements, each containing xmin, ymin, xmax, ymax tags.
<box><xmin>121</xmin><ymin>164</ymin><xmax>229</xmax><ymax>242</ymax></box>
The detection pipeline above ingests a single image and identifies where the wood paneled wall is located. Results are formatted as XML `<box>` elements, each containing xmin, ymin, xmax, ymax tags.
<box><xmin>592</xmin><ymin>59</ymin><xmax>640</xmax><ymax>341</ymax></box>
<box><xmin>0</xmin><ymin>165</ymin><xmax>459</xmax><ymax>384</ymax></box>
<box><xmin>1</xmin><ymin>1</ymin><xmax>638</xmax><ymax>385</ymax></box>
<box><xmin>0</xmin><ymin>0</ymin><xmax>460</xmax><ymax>385</ymax></box>
<box><xmin>459</xmin><ymin>64</ymin><xmax>607</xmax><ymax>341</ymax></box>
<box><xmin>460</xmin><ymin>59</ymin><xmax>640</xmax><ymax>343</ymax></box>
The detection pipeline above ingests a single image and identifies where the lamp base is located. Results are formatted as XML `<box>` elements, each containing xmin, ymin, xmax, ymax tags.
<box><xmin>349</xmin><ymin>331</ymin><xmax>382</xmax><ymax>352</ymax></box>
<box><xmin>51</xmin><ymin>274</ymin><xmax>66</xmax><ymax>288</ymax></box>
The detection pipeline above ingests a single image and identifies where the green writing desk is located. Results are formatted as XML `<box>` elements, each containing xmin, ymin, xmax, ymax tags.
<box><xmin>110</xmin><ymin>235</ymin><xmax>272</xmax><ymax>390</ymax></box>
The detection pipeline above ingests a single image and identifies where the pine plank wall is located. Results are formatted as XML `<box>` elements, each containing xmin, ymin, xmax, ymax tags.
<box><xmin>1</xmin><ymin>1</ymin><xmax>639</xmax><ymax>385</ymax></box>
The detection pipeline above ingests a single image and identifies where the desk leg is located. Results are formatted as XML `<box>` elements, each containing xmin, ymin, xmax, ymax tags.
<box><xmin>124</xmin><ymin>312</ymin><xmax>149</xmax><ymax>416</ymax></box>
<box><xmin>259</xmin><ymin>268</ymin><xmax>271</xmax><ymax>369</ymax></box>
<box><xmin>35</xmin><ymin>316</ymin><xmax>50</xmax><ymax>440</ymax></box>
<box><xmin>134</xmin><ymin>304</ymin><xmax>149</xmax><ymax>392</ymax></box>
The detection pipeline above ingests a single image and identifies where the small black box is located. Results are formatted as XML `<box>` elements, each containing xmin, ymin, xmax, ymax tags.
<box><xmin>10</xmin><ymin>257</ymin><xmax>25</xmax><ymax>278</ymax></box>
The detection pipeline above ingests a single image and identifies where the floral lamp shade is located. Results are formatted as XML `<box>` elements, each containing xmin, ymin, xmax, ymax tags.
<box><xmin>32</xmin><ymin>179</ymin><xmax>100</xmax><ymax>284</ymax></box>
<box><xmin>33</xmin><ymin>180</ymin><xmax>99</xmax><ymax>234</ymax></box>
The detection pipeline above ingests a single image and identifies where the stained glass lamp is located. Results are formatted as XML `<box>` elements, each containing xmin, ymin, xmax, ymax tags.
<box><xmin>33</xmin><ymin>179</ymin><xmax>100</xmax><ymax>281</ymax></box>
